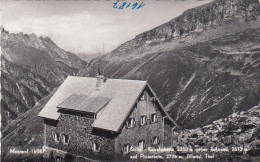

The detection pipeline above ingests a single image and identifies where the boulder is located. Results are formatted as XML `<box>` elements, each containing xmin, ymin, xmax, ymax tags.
<box><xmin>238</xmin><ymin>133</ymin><xmax>253</xmax><ymax>142</ymax></box>
<box><xmin>212</xmin><ymin>137</ymin><xmax>218</xmax><ymax>142</ymax></box>
<box><xmin>223</xmin><ymin>136</ymin><xmax>232</xmax><ymax>145</ymax></box>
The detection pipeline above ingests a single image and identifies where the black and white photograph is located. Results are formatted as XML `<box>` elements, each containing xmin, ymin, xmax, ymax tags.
<box><xmin>1</xmin><ymin>0</ymin><xmax>260</xmax><ymax>161</ymax></box>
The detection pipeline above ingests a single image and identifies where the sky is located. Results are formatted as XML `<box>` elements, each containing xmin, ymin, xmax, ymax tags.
<box><xmin>1</xmin><ymin>0</ymin><xmax>213</xmax><ymax>54</ymax></box>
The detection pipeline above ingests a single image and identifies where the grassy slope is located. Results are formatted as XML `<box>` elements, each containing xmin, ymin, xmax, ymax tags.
<box><xmin>1</xmin><ymin>90</ymin><xmax>56</xmax><ymax>161</ymax></box>
<box><xmin>80</xmin><ymin>28</ymin><xmax>260</xmax><ymax>128</ymax></box>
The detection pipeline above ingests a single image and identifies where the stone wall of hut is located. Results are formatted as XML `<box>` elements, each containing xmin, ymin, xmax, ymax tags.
<box><xmin>44</xmin><ymin>111</ymin><xmax>116</xmax><ymax>160</ymax></box>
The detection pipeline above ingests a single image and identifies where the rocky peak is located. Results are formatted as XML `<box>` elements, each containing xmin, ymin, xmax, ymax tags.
<box><xmin>1</xmin><ymin>27</ymin><xmax>9</xmax><ymax>35</ymax></box>
<box><xmin>133</xmin><ymin>0</ymin><xmax>260</xmax><ymax>45</ymax></box>
<box><xmin>41</xmin><ymin>36</ymin><xmax>55</xmax><ymax>45</ymax></box>
<box><xmin>30</xmin><ymin>33</ymin><xmax>37</xmax><ymax>37</ymax></box>
<box><xmin>1</xmin><ymin>28</ymin><xmax>69</xmax><ymax>59</ymax></box>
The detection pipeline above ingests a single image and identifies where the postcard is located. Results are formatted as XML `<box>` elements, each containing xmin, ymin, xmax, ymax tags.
<box><xmin>1</xmin><ymin>0</ymin><xmax>260</xmax><ymax>161</ymax></box>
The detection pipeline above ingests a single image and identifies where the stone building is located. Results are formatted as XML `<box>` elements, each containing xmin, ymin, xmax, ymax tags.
<box><xmin>38</xmin><ymin>75</ymin><xmax>178</xmax><ymax>161</ymax></box>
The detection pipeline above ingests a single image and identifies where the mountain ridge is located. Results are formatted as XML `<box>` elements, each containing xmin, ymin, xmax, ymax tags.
<box><xmin>78</xmin><ymin>0</ymin><xmax>260</xmax><ymax>128</ymax></box>
<box><xmin>1</xmin><ymin>28</ymin><xmax>87</xmax><ymax>127</ymax></box>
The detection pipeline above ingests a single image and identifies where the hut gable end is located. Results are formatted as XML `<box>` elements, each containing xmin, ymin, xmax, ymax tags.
<box><xmin>122</xmin><ymin>87</ymin><xmax>163</xmax><ymax>130</ymax></box>
<box><xmin>114</xmin><ymin>86</ymin><xmax>176</xmax><ymax>158</ymax></box>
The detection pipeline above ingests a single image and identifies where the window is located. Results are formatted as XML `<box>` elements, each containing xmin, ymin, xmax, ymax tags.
<box><xmin>152</xmin><ymin>136</ymin><xmax>160</xmax><ymax>146</ymax></box>
<box><xmin>91</xmin><ymin>142</ymin><xmax>101</xmax><ymax>152</ymax></box>
<box><xmin>151</xmin><ymin>97</ymin><xmax>156</xmax><ymax>106</ymax></box>
<box><xmin>150</xmin><ymin>113</ymin><xmax>158</xmax><ymax>123</ymax></box>
<box><xmin>122</xmin><ymin>144</ymin><xmax>130</xmax><ymax>154</ymax></box>
<box><xmin>127</xmin><ymin>118</ymin><xmax>135</xmax><ymax>128</ymax></box>
<box><xmin>54</xmin><ymin>133</ymin><xmax>60</xmax><ymax>142</ymax></box>
<box><xmin>55</xmin><ymin>156</ymin><xmax>63</xmax><ymax>162</ymax></box>
<box><xmin>140</xmin><ymin>115</ymin><xmax>147</xmax><ymax>125</ymax></box>
<box><xmin>62</xmin><ymin>134</ymin><xmax>69</xmax><ymax>144</ymax></box>
<box><xmin>164</xmin><ymin>134</ymin><xmax>168</xmax><ymax>141</ymax></box>
<box><xmin>140</xmin><ymin>93</ymin><xmax>147</xmax><ymax>101</ymax></box>
<box><xmin>138</xmin><ymin>140</ymin><xmax>146</xmax><ymax>150</ymax></box>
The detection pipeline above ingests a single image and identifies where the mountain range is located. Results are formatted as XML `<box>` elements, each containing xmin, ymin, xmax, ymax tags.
<box><xmin>1</xmin><ymin>28</ymin><xmax>86</xmax><ymax>127</ymax></box>
<box><xmin>75</xmin><ymin>52</ymin><xmax>104</xmax><ymax>63</ymax></box>
<box><xmin>78</xmin><ymin>0</ymin><xmax>260</xmax><ymax>128</ymax></box>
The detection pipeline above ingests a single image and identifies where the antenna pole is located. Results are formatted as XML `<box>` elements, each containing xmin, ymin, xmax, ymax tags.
<box><xmin>102</xmin><ymin>43</ymin><xmax>104</xmax><ymax>55</ymax></box>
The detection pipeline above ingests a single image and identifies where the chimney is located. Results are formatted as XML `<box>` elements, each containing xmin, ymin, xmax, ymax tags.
<box><xmin>96</xmin><ymin>68</ymin><xmax>106</xmax><ymax>91</ymax></box>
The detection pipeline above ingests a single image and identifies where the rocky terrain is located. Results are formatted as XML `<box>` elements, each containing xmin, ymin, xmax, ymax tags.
<box><xmin>1</xmin><ymin>28</ymin><xmax>87</xmax><ymax>127</ymax></box>
<box><xmin>79</xmin><ymin>0</ymin><xmax>260</xmax><ymax>129</ymax></box>
<box><xmin>172</xmin><ymin>106</ymin><xmax>260</xmax><ymax>161</ymax></box>
<box><xmin>78</xmin><ymin>0</ymin><xmax>260</xmax><ymax>66</ymax></box>
<box><xmin>1</xmin><ymin>57</ymin><xmax>55</xmax><ymax>127</ymax></box>
<box><xmin>1</xmin><ymin>28</ymin><xmax>86</xmax><ymax>84</ymax></box>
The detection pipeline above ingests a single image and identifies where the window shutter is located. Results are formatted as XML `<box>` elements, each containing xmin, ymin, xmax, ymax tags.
<box><xmin>151</xmin><ymin>113</ymin><xmax>158</xmax><ymax>123</ymax></box>
<box><xmin>94</xmin><ymin>142</ymin><xmax>97</xmax><ymax>151</ymax></box>
<box><xmin>121</xmin><ymin>145</ymin><xmax>124</xmax><ymax>153</ymax></box>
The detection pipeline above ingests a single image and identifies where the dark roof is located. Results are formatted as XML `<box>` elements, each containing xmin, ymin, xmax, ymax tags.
<box><xmin>77</xmin><ymin>96</ymin><xmax>111</xmax><ymax>113</ymax></box>
<box><xmin>57</xmin><ymin>94</ymin><xmax>88</xmax><ymax>110</ymax></box>
<box><xmin>58</xmin><ymin>93</ymin><xmax>111</xmax><ymax>113</ymax></box>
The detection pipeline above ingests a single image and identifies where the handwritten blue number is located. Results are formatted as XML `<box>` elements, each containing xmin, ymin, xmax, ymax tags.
<box><xmin>113</xmin><ymin>1</ymin><xmax>119</xmax><ymax>9</ymax></box>
<box><xmin>132</xmin><ymin>3</ymin><xmax>138</xmax><ymax>9</ymax></box>
<box><xmin>126</xmin><ymin>3</ymin><xmax>131</xmax><ymax>8</ymax></box>
<box><xmin>119</xmin><ymin>2</ymin><xmax>127</xmax><ymax>9</ymax></box>
<box><xmin>137</xmin><ymin>2</ymin><xmax>145</xmax><ymax>9</ymax></box>
<box><xmin>113</xmin><ymin>1</ymin><xmax>145</xmax><ymax>10</ymax></box>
